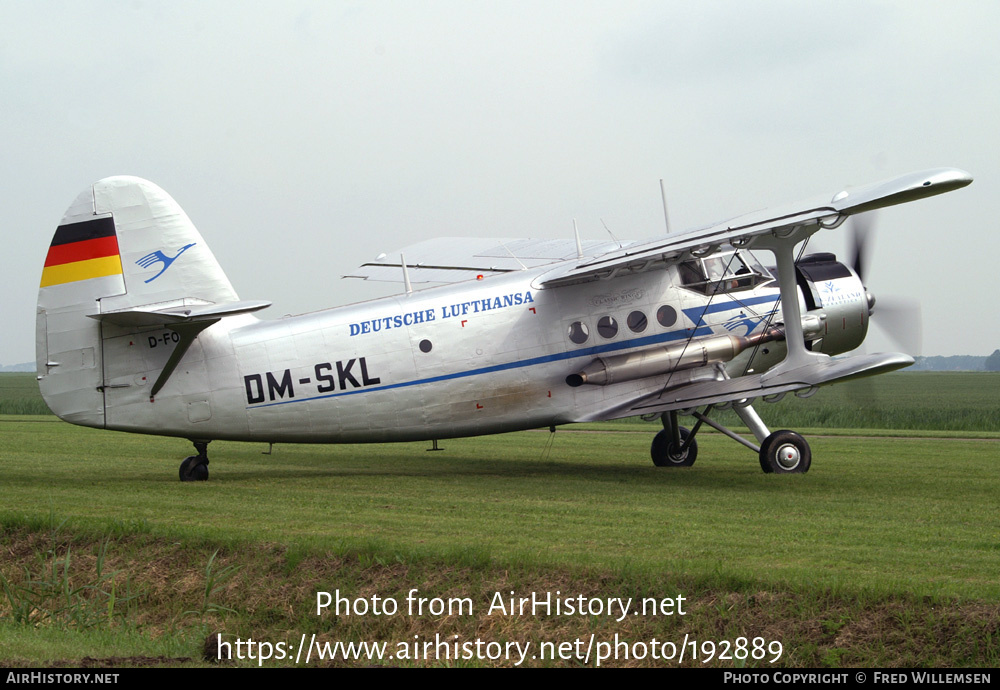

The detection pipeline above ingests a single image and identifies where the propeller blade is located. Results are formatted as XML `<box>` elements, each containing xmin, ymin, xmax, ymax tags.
<box><xmin>845</xmin><ymin>211</ymin><xmax>922</xmax><ymax>355</ymax></box>
<box><xmin>871</xmin><ymin>296</ymin><xmax>923</xmax><ymax>355</ymax></box>
<box><xmin>848</xmin><ymin>212</ymin><xmax>877</xmax><ymax>283</ymax></box>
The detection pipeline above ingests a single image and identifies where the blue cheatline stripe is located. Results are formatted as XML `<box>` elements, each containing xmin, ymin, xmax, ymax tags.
<box><xmin>682</xmin><ymin>294</ymin><xmax>780</xmax><ymax>325</ymax></box>
<box><xmin>247</xmin><ymin>295</ymin><xmax>780</xmax><ymax>410</ymax></box>
<box><xmin>248</xmin><ymin>324</ymin><xmax>715</xmax><ymax>409</ymax></box>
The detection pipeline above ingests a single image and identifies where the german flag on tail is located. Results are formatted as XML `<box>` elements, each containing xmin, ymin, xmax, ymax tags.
<box><xmin>40</xmin><ymin>216</ymin><xmax>123</xmax><ymax>287</ymax></box>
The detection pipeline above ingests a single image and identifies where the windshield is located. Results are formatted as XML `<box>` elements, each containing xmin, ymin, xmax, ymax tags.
<box><xmin>678</xmin><ymin>249</ymin><xmax>773</xmax><ymax>295</ymax></box>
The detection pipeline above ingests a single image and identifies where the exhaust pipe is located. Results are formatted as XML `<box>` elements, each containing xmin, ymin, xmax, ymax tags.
<box><xmin>565</xmin><ymin>326</ymin><xmax>784</xmax><ymax>387</ymax></box>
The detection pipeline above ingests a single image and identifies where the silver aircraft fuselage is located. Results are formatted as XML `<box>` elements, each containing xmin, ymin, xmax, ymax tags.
<box><xmin>97</xmin><ymin>257</ymin><xmax>863</xmax><ymax>444</ymax></box>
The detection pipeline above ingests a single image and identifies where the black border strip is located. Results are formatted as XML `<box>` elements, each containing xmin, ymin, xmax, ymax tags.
<box><xmin>51</xmin><ymin>216</ymin><xmax>116</xmax><ymax>247</ymax></box>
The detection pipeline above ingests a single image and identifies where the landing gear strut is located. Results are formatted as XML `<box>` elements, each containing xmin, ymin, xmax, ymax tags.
<box><xmin>650</xmin><ymin>412</ymin><xmax>697</xmax><ymax>467</ymax></box>
<box><xmin>651</xmin><ymin>404</ymin><xmax>811</xmax><ymax>474</ymax></box>
<box><xmin>179</xmin><ymin>441</ymin><xmax>210</xmax><ymax>482</ymax></box>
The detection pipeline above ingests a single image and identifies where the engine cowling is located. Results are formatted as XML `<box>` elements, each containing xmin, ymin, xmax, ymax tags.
<box><xmin>795</xmin><ymin>253</ymin><xmax>871</xmax><ymax>356</ymax></box>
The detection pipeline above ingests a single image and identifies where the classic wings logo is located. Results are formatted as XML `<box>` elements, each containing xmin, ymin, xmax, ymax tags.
<box><xmin>136</xmin><ymin>243</ymin><xmax>196</xmax><ymax>283</ymax></box>
<box><xmin>588</xmin><ymin>288</ymin><xmax>645</xmax><ymax>308</ymax></box>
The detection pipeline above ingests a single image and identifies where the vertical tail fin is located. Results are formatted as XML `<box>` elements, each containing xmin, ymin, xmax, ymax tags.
<box><xmin>36</xmin><ymin>176</ymin><xmax>240</xmax><ymax>426</ymax></box>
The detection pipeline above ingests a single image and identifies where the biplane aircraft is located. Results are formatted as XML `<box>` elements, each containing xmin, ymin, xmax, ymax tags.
<box><xmin>36</xmin><ymin>168</ymin><xmax>971</xmax><ymax>480</ymax></box>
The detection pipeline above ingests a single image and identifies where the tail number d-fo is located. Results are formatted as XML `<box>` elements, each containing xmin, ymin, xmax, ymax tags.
<box><xmin>244</xmin><ymin>357</ymin><xmax>381</xmax><ymax>405</ymax></box>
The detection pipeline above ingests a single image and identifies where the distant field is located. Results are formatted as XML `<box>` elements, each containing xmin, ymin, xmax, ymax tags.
<box><xmin>718</xmin><ymin>371</ymin><xmax>1000</xmax><ymax>432</ymax></box>
<box><xmin>0</xmin><ymin>372</ymin><xmax>49</xmax><ymax>415</ymax></box>
<box><xmin>5</xmin><ymin>370</ymin><xmax>999</xmax><ymax>431</ymax></box>
<box><xmin>601</xmin><ymin>370</ymin><xmax>1000</xmax><ymax>433</ymax></box>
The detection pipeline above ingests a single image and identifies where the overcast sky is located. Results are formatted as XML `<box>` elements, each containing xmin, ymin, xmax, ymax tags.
<box><xmin>2</xmin><ymin>0</ymin><xmax>998</xmax><ymax>365</ymax></box>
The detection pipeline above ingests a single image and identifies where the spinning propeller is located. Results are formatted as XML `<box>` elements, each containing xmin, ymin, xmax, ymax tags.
<box><xmin>848</xmin><ymin>212</ymin><xmax>923</xmax><ymax>355</ymax></box>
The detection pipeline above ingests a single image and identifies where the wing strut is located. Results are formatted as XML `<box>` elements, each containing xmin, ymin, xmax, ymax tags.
<box><xmin>754</xmin><ymin>226</ymin><xmax>829</xmax><ymax>380</ymax></box>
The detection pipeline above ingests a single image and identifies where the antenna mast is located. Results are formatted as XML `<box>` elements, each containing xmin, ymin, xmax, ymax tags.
<box><xmin>400</xmin><ymin>253</ymin><xmax>413</xmax><ymax>294</ymax></box>
<box><xmin>660</xmin><ymin>178</ymin><xmax>671</xmax><ymax>234</ymax></box>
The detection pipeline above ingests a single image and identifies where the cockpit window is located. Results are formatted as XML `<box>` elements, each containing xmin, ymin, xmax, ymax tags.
<box><xmin>678</xmin><ymin>249</ymin><xmax>772</xmax><ymax>295</ymax></box>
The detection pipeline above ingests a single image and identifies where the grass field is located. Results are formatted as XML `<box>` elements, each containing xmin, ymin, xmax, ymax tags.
<box><xmin>1</xmin><ymin>372</ymin><xmax>998</xmax><ymax>667</ymax></box>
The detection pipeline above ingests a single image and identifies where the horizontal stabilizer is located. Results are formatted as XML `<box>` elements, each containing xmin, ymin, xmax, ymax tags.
<box><xmin>88</xmin><ymin>300</ymin><xmax>270</xmax><ymax>327</ymax></box>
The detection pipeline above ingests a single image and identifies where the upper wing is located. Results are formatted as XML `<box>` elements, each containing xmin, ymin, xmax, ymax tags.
<box><xmin>540</xmin><ymin>168</ymin><xmax>972</xmax><ymax>287</ymax></box>
<box><xmin>344</xmin><ymin>236</ymin><xmax>628</xmax><ymax>285</ymax></box>
<box><xmin>343</xmin><ymin>168</ymin><xmax>971</xmax><ymax>288</ymax></box>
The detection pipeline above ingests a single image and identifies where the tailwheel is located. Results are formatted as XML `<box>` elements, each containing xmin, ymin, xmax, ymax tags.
<box><xmin>651</xmin><ymin>427</ymin><xmax>697</xmax><ymax>467</ymax></box>
<box><xmin>179</xmin><ymin>456</ymin><xmax>208</xmax><ymax>481</ymax></box>
<box><xmin>759</xmin><ymin>430</ymin><xmax>811</xmax><ymax>474</ymax></box>
<box><xmin>179</xmin><ymin>441</ymin><xmax>210</xmax><ymax>481</ymax></box>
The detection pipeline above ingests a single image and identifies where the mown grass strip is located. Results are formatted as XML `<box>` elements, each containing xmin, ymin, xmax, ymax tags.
<box><xmin>2</xmin><ymin>368</ymin><xmax>998</xmax><ymax>667</ymax></box>
<box><xmin>2</xmin><ymin>417</ymin><xmax>997</xmax><ymax>601</ymax></box>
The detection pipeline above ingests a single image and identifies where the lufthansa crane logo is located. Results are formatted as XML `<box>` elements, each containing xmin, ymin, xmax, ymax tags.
<box><xmin>723</xmin><ymin>313</ymin><xmax>766</xmax><ymax>336</ymax></box>
<box><xmin>136</xmin><ymin>243</ymin><xmax>196</xmax><ymax>283</ymax></box>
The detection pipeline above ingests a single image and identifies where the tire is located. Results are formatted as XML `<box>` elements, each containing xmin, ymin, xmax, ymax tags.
<box><xmin>179</xmin><ymin>456</ymin><xmax>209</xmax><ymax>482</ymax></box>
<box><xmin>651</xmin><ymin>427</ymin><xmax>697</xmax><ymax>467</ymax></box>
<box><xmin>758</xmin><ymin>430</ymin><xmax>811</xmax><ymax>474</ymax></box>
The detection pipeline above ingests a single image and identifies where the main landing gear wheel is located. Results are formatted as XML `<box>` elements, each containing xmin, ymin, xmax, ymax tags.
<box><xmin>651</xmin><ymin>427</ymin><xmax>697</xmax><ymax>467</ymax></box>
<box><xmin>759</xmin><ymin>430</ymin><xmax>811</xmax><ymax>474</ymax></box>
<box><xmin>179</xmin><ymin>441</ymin><xmax>210</xmax><ymax>481</ymax></box>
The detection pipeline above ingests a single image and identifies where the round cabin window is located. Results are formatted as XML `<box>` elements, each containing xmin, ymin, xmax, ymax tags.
<box><xmin>656</xmin><ymin>305</ymin><xmax>677</xmax><ymax>328</ymax></box>
<box><xmin>627</xmin><ymin>310</ymin><xmax>648</xmax><ymax>333</ymax></box>
<box><xmin>597</xmin><ymin>316</ymin><xmax>619</xmax><ymax>339</ymax></box>
<box><xmin>568</xmin><ymin>321</ymin><xmax>590</xmax><ymax>344</ymax></box>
